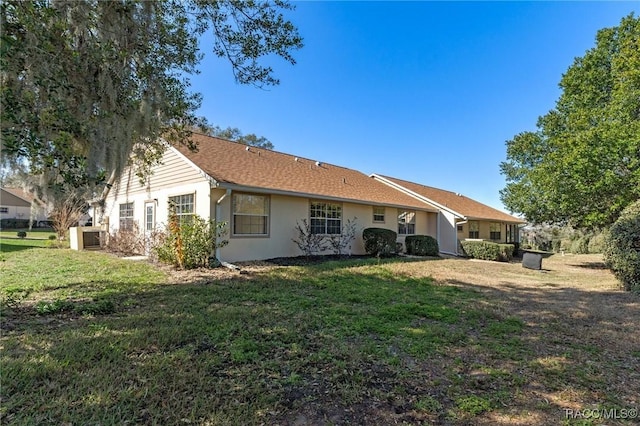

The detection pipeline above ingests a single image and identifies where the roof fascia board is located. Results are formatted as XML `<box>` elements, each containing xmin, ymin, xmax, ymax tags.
<box><xmin>371</xmin><ymin>174</ymin><xmax>465</xmax><ymax>219</ymax></box>
<box><xmin>217</xmin><ymin>183</ymin><xmax>438</xmax><ymax>212</ymax></box>
<box><xmin>466</xmin><ymin>215</ymin><xmax>526</xmax><ymax>224</ymax></box>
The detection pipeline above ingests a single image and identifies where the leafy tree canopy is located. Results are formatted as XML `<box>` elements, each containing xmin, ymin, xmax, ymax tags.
<box><xmin>0</xmin><ymin>0</ymin><xmax>302</xmax><ymax>202</ymax></box>
<box><xmin>209</xmin><ymin>126</ymin><xmax>274</xmax><ymax>150</ymax></box>
<box><xmin>500</xmin><ymin>13</ymin><xmax>640</xmax><ymax>229</ymax></box>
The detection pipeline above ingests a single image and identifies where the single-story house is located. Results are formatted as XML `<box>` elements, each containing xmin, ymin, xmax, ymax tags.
<box><xmin>371</xmin><ymin>174</ymin><xmax>525</xmax><ymax>255</ymax></box>
<box><xmin>0</xmin><ymin>187</ymin><xmax>49</xmax><ymax>227</ymax></box>
<box><xmin>102</xmin><ymin>134</ymin><xmax>440</xmax><ymax>262</ymax></box>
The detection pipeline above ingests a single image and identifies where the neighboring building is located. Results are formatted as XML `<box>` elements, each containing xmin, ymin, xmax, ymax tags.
<box><xmin>102</xmin><ymin>134</ymin><xmax>439</xmax><ymax>262</ymax></box>
<box><xmin>371</xmin><ymin>175</ymin><xmax>525</xmax><ymax>255</ymax></box>
<box><xmin>0</xmin><ymin>187</ymin><xmax>49</xmax><ymax>227</ymax></box>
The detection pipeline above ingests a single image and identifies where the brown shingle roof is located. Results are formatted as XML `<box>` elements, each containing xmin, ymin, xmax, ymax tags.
<box><xmin>375</xmin><ymin>175</ymin><xmax>525</xmax><ymax>223</ymax></box>
<box><xmin>1</xmin><ymin>187</ymin><xmax>43</xmax><ymax>205</ymax></box>
<box><xmin>173</xmin><ymin>134</ymin><xmax>434</xmax><ymax>211</ymax></box>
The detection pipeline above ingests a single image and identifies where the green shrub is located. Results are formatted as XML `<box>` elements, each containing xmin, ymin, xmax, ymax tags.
<box><xmin>405</xmin><ymin>235</ymin><xmax>439</xmax><ymax>256</ymax></box>
<box><xmin>604</xmin><ymin>201</ymin><xmax>640</xmax><ymax>292</ymax></box>
<box><xmin>587</xmin><ymin>232</ymin><xmax>606</xmax><ymax>253</ymax></box>
<box><xmin>461</xmin><ymin>240</ymin><xmax>514</xmax><ymax>262</ymax></box>
<box><xmin>16</xmin><ymin>231</ymin><xmax>27</xmax><ymax>239</ymax></box>
<box><xmin>48</xmin><ymin>234</ymin><xmax>57</xmax><ymax>240</ymax></box>
<box><xmin>498</xmin><ymin>243</ymin><xmax>515</xmax><ymax>261</ymax></box>
<box><xmin>552</xmin><ymin>239</ymin><xmax>562</xmax><ymax>253</ymax></box>
<box><xmin>363</xmin><ymin>228</ymin><xmax>397</xmax><ymax>257</ymax></box>
<box><xmin>570</xmin><ymin>236</ymin><xmax>590</xmax><ymax>254</ymax></box>
<box><xmin>153</xmin><ymin>215</ymin><xmax>229</xmax><ymax>269</ymax></box>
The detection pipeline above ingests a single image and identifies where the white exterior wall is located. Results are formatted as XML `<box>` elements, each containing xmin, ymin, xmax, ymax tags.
<box><xmin>103</xmin><ymin>148</ymin><xmax>212</xmax><ymax>233</ymax></box>
<box><xmin>438</xmin><ymin>211</ymin><xmax>459</xmax><ymax>255</ymax></box>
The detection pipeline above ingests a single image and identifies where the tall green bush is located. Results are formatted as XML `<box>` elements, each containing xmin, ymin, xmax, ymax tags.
<box><xmin>405</xmin><ymin>235</ymin><xmax>439</xmax><ymax>256</ymax></box>
<box><xmin>603</xmin><ymin>201</ymin><xmax>640</xmax><ymax>292</ymax></box>
<box><xmin>153</xmin><ymin>215</ymin><xmax>228</xmax><ymax>269</ymax></box>
<box><xmin>570</xmin><ymin>236</ymin><xmax>590</xmax><ymax>254</ymax></box>
<box><xmin>363</xmin><ymin>228</ymin><xmax>397</xmax><ymax>257</ymax></box>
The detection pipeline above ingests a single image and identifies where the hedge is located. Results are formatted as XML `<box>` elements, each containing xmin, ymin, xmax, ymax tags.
<box><xmin>363</xmin><ymin>228</ymin><xmax>397</xmax><ymax>257</ymax></box>
<box><xmin>405</xmin><ymin>235</ymin><xmax>439</xmax><ymax>256</ymax></box>
<box><xmin>460</xmin><ymin>240</ymin><xmax>514</xmax><ymax>262</ymax></box>
<box><xmin>603</xmin><ymin>200</ymin><xmax>640</xmax><ymax>292</ymax></box>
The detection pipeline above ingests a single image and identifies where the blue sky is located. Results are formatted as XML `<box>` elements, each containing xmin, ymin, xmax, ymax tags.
<box><xmin>190</xmin><ymin>1</ymin><xmax>639</xmax><ymax>212</ymax></box>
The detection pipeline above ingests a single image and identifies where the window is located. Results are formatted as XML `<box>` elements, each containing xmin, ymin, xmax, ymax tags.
<box><xmin>490</xmin><ymin>222</ymin><xmax>502</xmax><ymax>240</ymax></box>
<box><xmin>468</xmin><ymin>221</ymin><xmax>479</xmax><ymax>239</ymax></box>
<box><xmin>398</xmin><ymin>210</ymin><xmax>416</xmax><ymax>235</ymax></box>
<box><xmin>168</xmin><ymin>194</ymin><xmax>194</xmax><ymax>224</ymax></box>
<box><xmin>119</xmin><ymin>202</ymin><xmax>134</xmax><ymax>230</ymax></box>
<box><xmin>145</xmin><ymin>203</ymin><xmax>155</xmax><ymax>232</ymax></box>
<box><xmin>233</xmin><ymin>193</ymin><xmax>269</xmax><ymax>235</ymax></box>
<box><xmin>373</xmin><ymin>206</ymin><xmax>385</xmax><ymax>222</ymax></box>
<box><xmin>457</xmin><ymin>224</ymin><xmax>463</xmax><ymax>232</ymax></box>
<box><xmin>0</xmin><ymin>207</ymin><xmax>8</xmax><ymax>213</ymax></box>
<box><xmin>310</xmin><ymin>201</ymin><xmax>342</xmax><ymax>234</ymax></box>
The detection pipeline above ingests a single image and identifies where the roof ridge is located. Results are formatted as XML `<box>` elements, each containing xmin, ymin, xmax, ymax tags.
<box><xmin>379</xmin><ymin>174</ymin><xmax>462</xmax><ymax>196</ymax></box>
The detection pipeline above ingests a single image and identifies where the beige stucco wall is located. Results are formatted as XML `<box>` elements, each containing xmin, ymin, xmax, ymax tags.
<box><xmin>218</xmin><ymin>194</ymin><xmax>439</xmax><ymax>262</ymax></box>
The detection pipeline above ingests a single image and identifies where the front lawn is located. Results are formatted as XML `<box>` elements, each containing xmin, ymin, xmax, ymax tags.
<box><xmin>1</xmin><ymin>249</ymin><xmax>638</xmax><ymax>425</ymax></box>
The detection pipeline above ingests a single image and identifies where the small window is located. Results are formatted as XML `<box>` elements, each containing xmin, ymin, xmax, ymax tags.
<box><xmin>490</xmin><ymin>222</ymin><xmax>501</xmax><ymax>240</ymax></box>
<box><xmin>0</xmin><ymin>207</ymin><xmax>8</xmax><ymax>213</ymax></box>
<box><xmin>468</xmin><ymin>221</ymin><xmax>479</xmax><ymax>239</ymax></box>
<box><xmin>398</xmin><ymin>210</ymin><xmax>416</xmax><ymax>235</ymax></box>
<box><xmin>457</xmin><ymin>224</ymin><xmax>463</xmax><ymax>232</ymax></box>
<box><xmin>373</xmin><ymin>206</ymin><xmax>385</xmax><ymax>222</ymax></box>
<box><xmin>169</xmin><ymin>194</ymin><xmax>194</xmax><ymax>224</ymax></box>
<box><xmin>310</xmin><ymin>201</ymin><xmax>342</xmax><ymax>234</ymax></box>
<box><xmin>119</xmin><ymin>202</ymin><xmax>134</xmax><ymax>230</ymax></box>
<box><xmin>233</xmin><ymin>193</ymin><xmax>269</xmax><ymax>236</ymax></box>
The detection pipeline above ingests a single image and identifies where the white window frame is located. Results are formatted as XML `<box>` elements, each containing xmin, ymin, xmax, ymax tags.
<box><xmin>232</xmin><ymin>193</ymin><xmax>270</xmax><ymax>237</ymax></box>
<box><xmin>310</xmin><ymin>201</ymin><xmax>342</xmax><ymax>235</ymax></box>
<box><xmin>398</xmin><ymin>210</ymin><xmax>416</xmax><ymax>235</ymax></box>
<box><xmin>168</xmin><ymin>193</ymin><xmax>195</xmax><ymax>224</ymax></box>
<box><xmin>373</xmin><ymin>206</ymin><xmax>385</xmax><ymax>223</ymax></box>
<box><xmin>119</xmin><ymin>202</ymin><xmax>134</xmax><ymax>230</ymax></box>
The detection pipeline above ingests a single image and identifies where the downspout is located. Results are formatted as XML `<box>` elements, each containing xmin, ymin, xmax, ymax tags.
<box><xmin>215</xmin><ymin>189</ymin><xmax>231</xmax><ymax>262</ymax></box>
<box><xmin>455</xmin><ymin>220</ymin><xmax>468</xmax><ymax>255</ymax></box>
<box><xmin>436</xmin><ymin>211</ymin><xmax>441</xmax><ymax>253</ymax></box>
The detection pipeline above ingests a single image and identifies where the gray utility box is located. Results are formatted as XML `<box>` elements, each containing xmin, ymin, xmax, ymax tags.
<box><xmin>522</xmin><ymin>252</ymin><xmax>543</xmax><ymax>270</ymax></box>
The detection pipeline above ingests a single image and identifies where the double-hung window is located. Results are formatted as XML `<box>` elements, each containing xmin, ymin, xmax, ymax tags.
<box><xmin>398</xmin><ymin>210</ymin><xmax>416</xmax><ymax>235</ymax></box>
<box><xmin>233</xmin><ymin>193</ymin><xmax>269</xmax><ymax>236</ymax></box>
<box><xmin>119</xmin><ymin>202</ymin><xmax>134</xmax><ymax>230</ymax></box>
<box><xmin>168</xmin><ymin>194</ymin><xmax>194</xmax><ymax>224</ymax></box>
<box><xmin>468</xmin><ymin>221</ymin><xmax>479</xmax><ymax>239</ymax></box>
<box><xmin>310</xmin><ymin>201</ymin><xmax>342</xmax><ymax>234</ymax></box>
<box><xmin>373</xmin><ymin>206</ymin><xmax>385</xmax><ymax>223</ymax></box>
<box><xmin>490</xmin><ymin>222</ymin><xmax>502</xmax><ymax>240</ymax></box>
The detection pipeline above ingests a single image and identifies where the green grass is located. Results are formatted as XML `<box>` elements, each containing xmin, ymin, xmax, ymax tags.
<box><xmin>1</xmin><ymin>250</ymin><xmax>637</xmax><ymax>425</ymax></box>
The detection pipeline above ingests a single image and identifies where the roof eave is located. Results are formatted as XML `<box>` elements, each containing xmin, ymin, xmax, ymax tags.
<box><xmin>370</xmin><ymin>174</ymin><xmax>465</xmax><ymax>218</ymax></box>
<box><xmin>216</xmin><ymin>182</ymin><xmax>437</xmax><ymax>212</ymax></box>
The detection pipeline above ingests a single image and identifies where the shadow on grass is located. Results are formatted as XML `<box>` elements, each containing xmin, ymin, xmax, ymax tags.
<box><xmin>0</xmin><ymin>239</ymin><xmax>48</xmax><ymax>253</ymax></box>
<box><xmin>2</xmin><ymin>259</ymin><xmax>639</xmax><ymax>425</ymax></box>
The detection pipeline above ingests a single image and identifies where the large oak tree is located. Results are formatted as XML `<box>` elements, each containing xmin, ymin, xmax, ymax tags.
<box><xmin>0</xmin><ymin>0</ymin><xmax>302</xmax><ymax>229</ymax></box>
<box><xmin>500</xmin><ymin>14</ymin><xmax>639</xmax><ymax>229</ymax></box>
